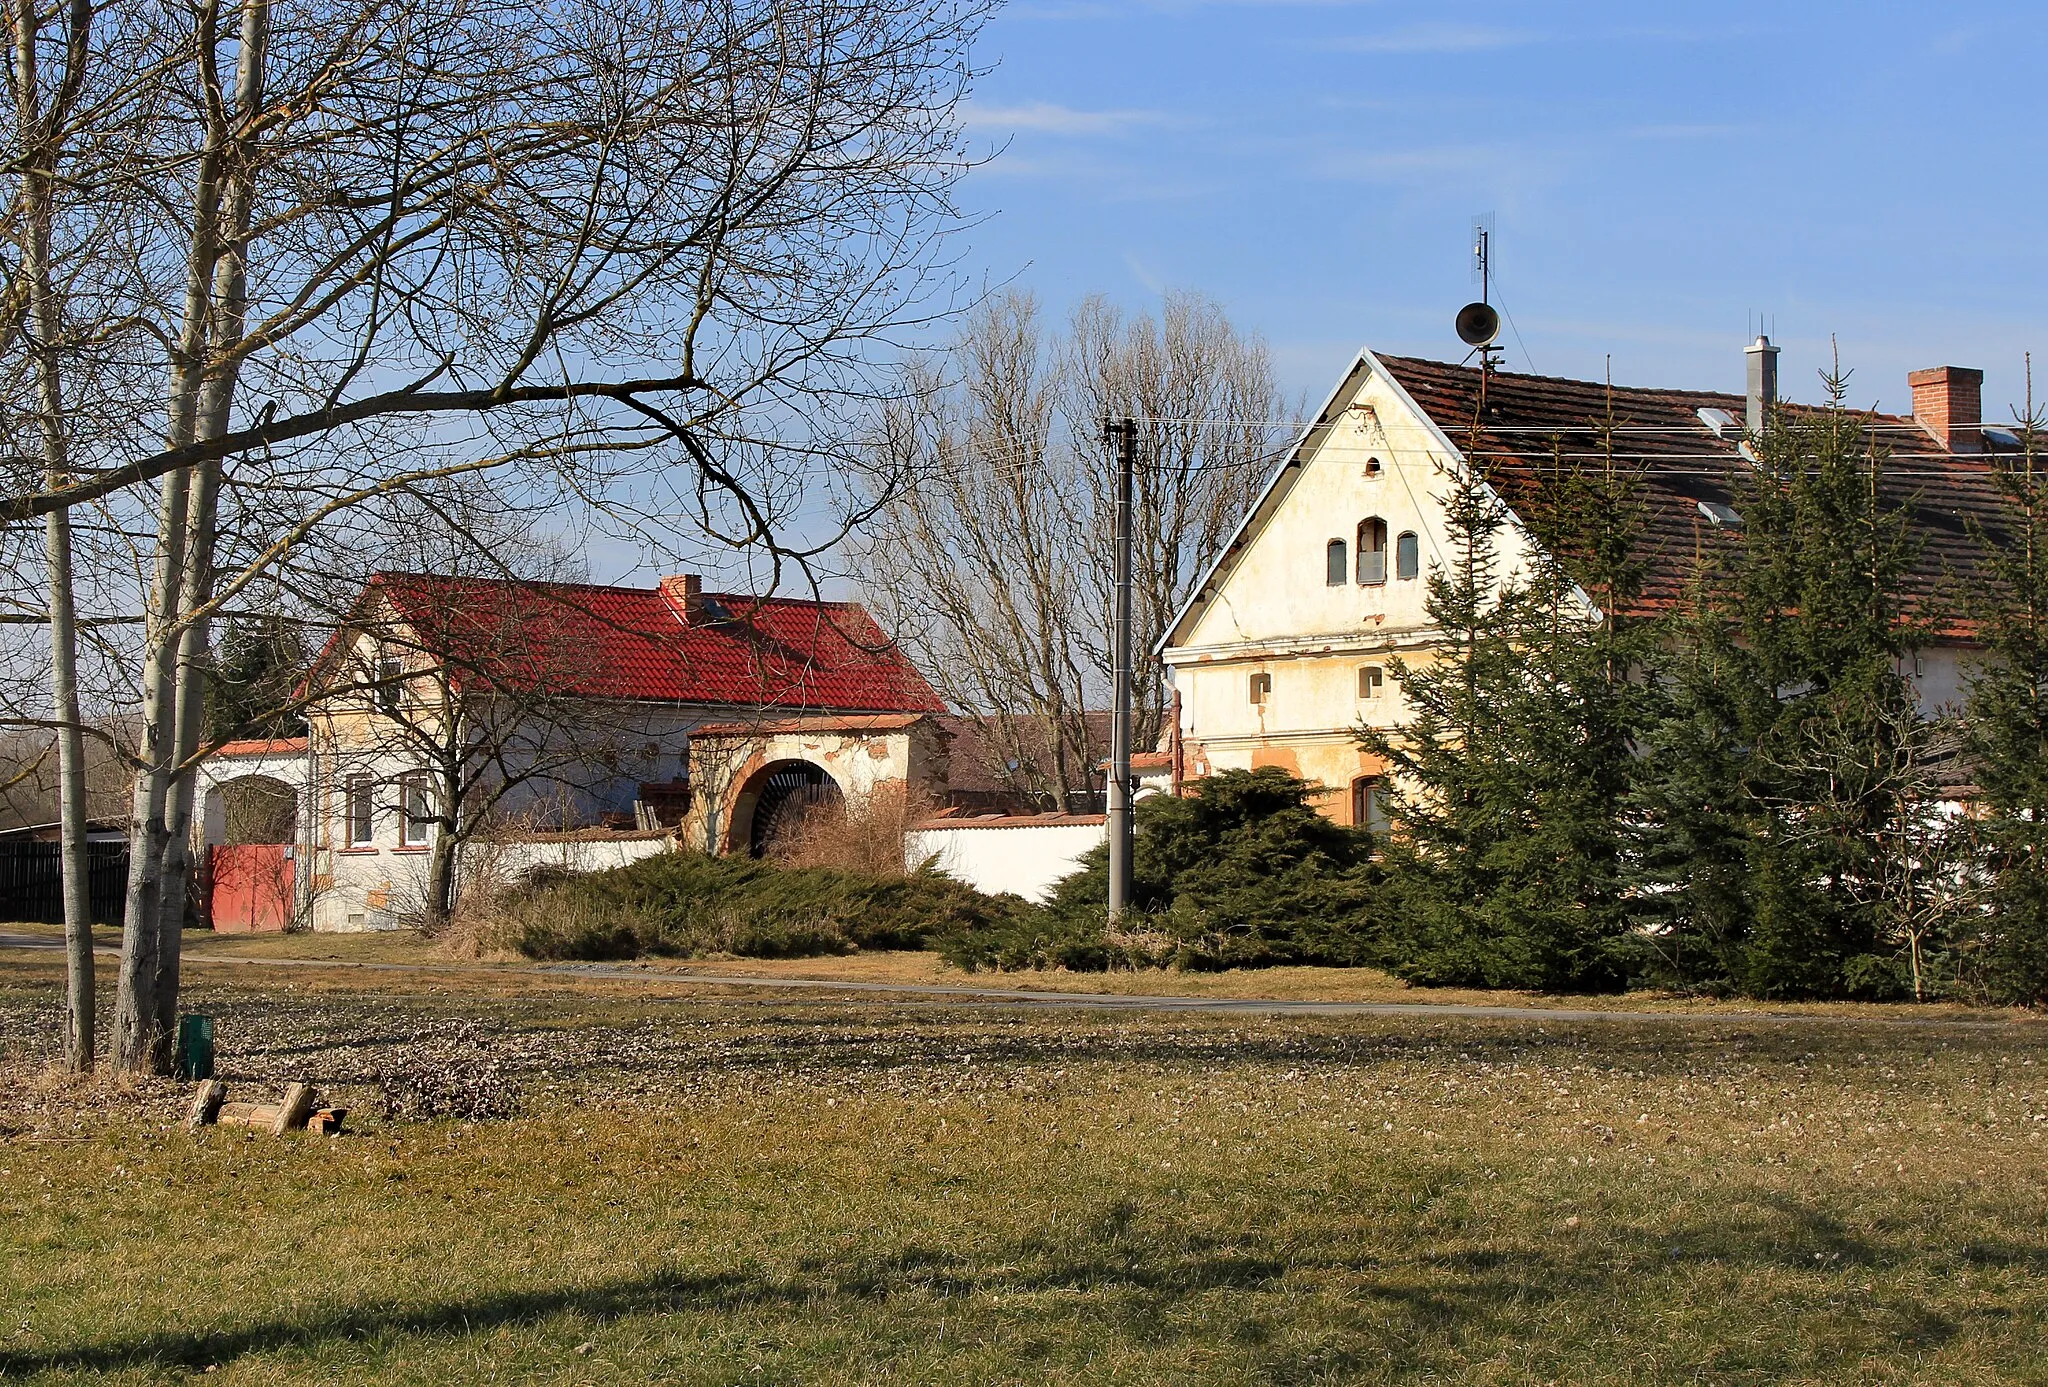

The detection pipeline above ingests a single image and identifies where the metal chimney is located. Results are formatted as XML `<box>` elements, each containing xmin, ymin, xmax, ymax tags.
<box><xmin>1745</xmin><ymin>335</ymin><xmax>1779</xmax><ymax>437</ymax></box>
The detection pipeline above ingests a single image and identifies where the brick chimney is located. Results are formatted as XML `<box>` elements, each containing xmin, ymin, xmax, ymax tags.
<box><xmin>1909</xmin><ymin>365</ymin><xmax>1983</xmax><ymax>453</ymax></box>
<box><xmin>660</xmin><ymin>574</ymin><xmax>708</xmax><ymax>625</ymax></box>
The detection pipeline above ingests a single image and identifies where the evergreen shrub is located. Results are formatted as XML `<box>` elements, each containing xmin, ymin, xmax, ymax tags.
<box><xmin>498</xmin><ymin>850</ymin><xmax>1030</xmax><ymax>960</ymax></box>
<box><xmin>933</xmin><ymin>768</ymin><xmax>1385</xmax><ymax>972</ymax></box>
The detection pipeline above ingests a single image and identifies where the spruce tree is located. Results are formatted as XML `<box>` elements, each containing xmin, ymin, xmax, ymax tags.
<box><xmin>1962</xmin><ymin>369</ymin><xmax>2048</xmax><ymax>1002</ymax></box>
<box><xmin>204</xmin><ymin>616</ymin><xmax>310</xmax><ymax>744</ymax></box>
<box><xmin>1360</xmin><ymin>395</ymin><xmax>1649</xmax><ymax>992</ymax></box>
<box><xmin>1640</xmin><ymin>364</ymin><xmax>1934</xmax><ymax>998</ymax></box>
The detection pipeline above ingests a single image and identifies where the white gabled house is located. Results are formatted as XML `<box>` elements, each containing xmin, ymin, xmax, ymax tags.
<box><xmin>1159</xmin><ymin>343</ymin><xmax>2007</xmax><ymax>826</ymax></box>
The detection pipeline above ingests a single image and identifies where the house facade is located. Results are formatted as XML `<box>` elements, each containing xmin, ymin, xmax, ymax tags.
<box><xmin>1160</xmin><ymin>343</ymin><xmax>2006</xmax><ymax>827</ymax></box>
<box><xmin>213</xmin><ymin>572</ymin><xmax>947</xmax><ymax>931</ymax></box>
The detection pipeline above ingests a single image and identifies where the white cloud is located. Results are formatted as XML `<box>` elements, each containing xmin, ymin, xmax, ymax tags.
<box><xmin>964</xmin><ymin>101</ymin><xmax>1181</xmax><ymax>136</ymax></box>
<box><xmin>1329</xmin><ymin>23</ymin><xmax>1538</xmax><ymax>55</ymax></box>
<box><xmin>1625</xmin><ymin>123</ymin><xmax>1754</xmax><ymax>141</ymax></box>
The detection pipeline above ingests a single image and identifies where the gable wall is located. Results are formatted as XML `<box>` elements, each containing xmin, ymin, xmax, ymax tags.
<box><xmin>1166</xmin><ymin>360</ymin><xmax>1541</xmax><ymax>812</ymax></box>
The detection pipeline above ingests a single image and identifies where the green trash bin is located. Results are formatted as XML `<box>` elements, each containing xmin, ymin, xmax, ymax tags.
<box><xmin>176</xmin><ymin>1014</ymin><xmax>215</xmax><ymax>1081</ymax></box>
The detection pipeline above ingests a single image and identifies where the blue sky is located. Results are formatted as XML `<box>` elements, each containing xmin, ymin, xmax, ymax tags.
<box><xmin>952</xmin><ymin>0</ymin><xmax>2048</xmax><ymax>421</ymax></box>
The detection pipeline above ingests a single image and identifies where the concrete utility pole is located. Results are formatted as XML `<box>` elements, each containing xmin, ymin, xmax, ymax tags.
<box><xmin>1105</xmin><ymin>415</ymin><xmax>1136</xmax><ymax>921</ymax></box>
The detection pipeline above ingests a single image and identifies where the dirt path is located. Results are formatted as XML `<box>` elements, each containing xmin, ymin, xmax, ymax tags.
<box><xmin>2</xmin><ymin>931</ymin><xmax>2031</xmax><ymax>1029</ymax></box>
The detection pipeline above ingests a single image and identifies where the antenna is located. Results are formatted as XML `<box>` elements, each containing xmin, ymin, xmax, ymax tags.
<box><xmin>1456</xmin><ymin>213</ymin><xmax>1502</xmax><ymax>366</ymax></box>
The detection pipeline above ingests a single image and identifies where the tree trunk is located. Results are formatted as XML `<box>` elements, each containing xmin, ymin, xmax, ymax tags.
<box><xmin>47</xmin><ymin>511</ymin><xmax>92</xmax><ymax>1069</ymax></box>
<box><xmin>14</xmin><ymin>0</ymin><xmax>96</xmax><ymax>1071</ymax></box>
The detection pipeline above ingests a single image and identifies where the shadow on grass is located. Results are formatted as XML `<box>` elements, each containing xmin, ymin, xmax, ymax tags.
<box><xmin>6</xmin><ymin>1195</ymin><xmax>2006</xmax><ymax>1379</ymax></box>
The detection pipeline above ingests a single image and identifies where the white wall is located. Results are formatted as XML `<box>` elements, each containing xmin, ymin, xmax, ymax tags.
<box><xmin>908</xmin><ymin>819</ymin><xmax>1105</xmax><ymax>903</ymax></box>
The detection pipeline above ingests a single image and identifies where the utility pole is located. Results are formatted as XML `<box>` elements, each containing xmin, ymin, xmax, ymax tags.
<box><xmin>1105</xmin><ymin>415</ymin><xmax>1136</xmax><ymax>921</ymax></box>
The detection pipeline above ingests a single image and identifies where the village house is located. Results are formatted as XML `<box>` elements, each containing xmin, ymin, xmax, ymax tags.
<box><xmin>200</xmin><ymin>572</ymin><xmax>947</xmax><ymax>931</ymax></box>
<box><xmin>1158</xmin><ymin>341</ymin><xmax>2010</xmax><ymax>827</ymax></box>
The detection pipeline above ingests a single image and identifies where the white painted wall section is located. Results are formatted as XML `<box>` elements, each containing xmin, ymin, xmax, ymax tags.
<box><xmin>908</xmin><ymin>819</ymin><xmax>1106</xmax><ymax>903</ymax></box>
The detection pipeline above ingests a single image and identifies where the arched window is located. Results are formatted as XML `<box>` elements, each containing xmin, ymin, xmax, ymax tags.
<box><xmin>1326</xmin><ymin>538</ymin><xmax>1347</xmax><ymax>586</ymax></box>
<box><xmin>1351</xmin><ymin>776</ymin><xmax>1388</xmax><ymax>834</ymax></box>
<box><xmin>1248</xmin><ymin>672</ymin><xmax>1272</xmax><ymax>705</ymax></box>
<box><xmin>1396</xmin><ymin>531</ymin><xmax>1420</xmax><ymax>580</ymax></box>
<box><xmin>1358</xmin><ymin>665</ymin><xmax>1383</xmax><ymax>699</ymax></box>
<box><xmin>1356</xmin><ymin>518</ymin><xmax>1388</xmax><ymax>585</ymax></box>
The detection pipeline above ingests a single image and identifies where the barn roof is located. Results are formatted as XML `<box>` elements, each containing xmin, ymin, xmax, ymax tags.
<box><xmin>1163</xmin><ymin>347</ymin><xmax>2017</xmax><ymax>650</ymax></box>
<box><xmin>1374</xmin><ymin>353</ymin><xmax>2009</xmax><ymax>626</ymax></box>
<box><xmin>315</xmin><ymin>573</ymin><xmax>945</xmax><ymax>713</ymax></box>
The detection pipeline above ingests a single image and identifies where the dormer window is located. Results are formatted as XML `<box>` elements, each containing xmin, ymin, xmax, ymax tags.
<box><xmin>1249</xmin><ymin>672</ymin><xmax>1272</xmax><ymax>705</ymax></box>
<box><xmin>1396</xmin><ymin>531</ymin><xmax>1420</xmax><ymax>580</ymax></box>
<box><xmin>1356</xmin><ymin>518</ymin><xmax>1388</xmax><ymax>585</ymax></box>
<box><xmin>1326</xmin><ymin>538</ymin><xmax>1348</xmax><ymax>586</ymax></box>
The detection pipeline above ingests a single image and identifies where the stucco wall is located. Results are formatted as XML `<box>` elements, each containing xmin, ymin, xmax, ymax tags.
<box><xmin>909</xmin><ymin>819</ymin><xmax>1105</xmax><ymax>903</ymax></box>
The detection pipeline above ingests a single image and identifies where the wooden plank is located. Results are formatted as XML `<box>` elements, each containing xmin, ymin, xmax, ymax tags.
<box><xmin>186</xmin><ymin>1080</ymin><xmax>228</xmax><ymax>1129</ymax></box>
<box><xmin>271</xmin><ymin>1083</ymin><xmax>317</xmax><ymax>1135</ymax></box>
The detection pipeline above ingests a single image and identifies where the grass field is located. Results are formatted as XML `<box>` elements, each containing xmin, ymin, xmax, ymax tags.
<box><xmin>3</xmin><ymin>944</ymin><xmax>2047</xmax><ymax>1384</ymax></box>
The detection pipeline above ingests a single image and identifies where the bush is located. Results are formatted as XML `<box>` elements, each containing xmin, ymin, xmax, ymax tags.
<box><xmin>494</xmin><ymin>849</ymin><xmax>1032</xmax><ymax>961</ymax></box>
<box><xmin>935</xmin><ymin>769</ymin><xmax>1386</xmax><ymax>972</ymax></box>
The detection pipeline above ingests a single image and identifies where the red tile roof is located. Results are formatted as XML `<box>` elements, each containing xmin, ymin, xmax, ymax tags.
<box><xmin>1375</xmin><ymin>354</ymin><xmax>2006</xmax><ymax>634</ymax></box>
<box><xmin>326</xmin><ymin>573</ymin><xmax>944</xmax><ymax>713</ymax></box>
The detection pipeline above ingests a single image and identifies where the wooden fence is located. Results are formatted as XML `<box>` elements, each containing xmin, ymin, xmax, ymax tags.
<box><xmin>0</xmin><ymin>841</ymin><xmax>130</xmax><ymax>924</ymax></box>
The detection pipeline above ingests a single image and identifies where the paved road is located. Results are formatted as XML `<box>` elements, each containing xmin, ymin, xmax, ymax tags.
<box><xmin>2</xmin><ymin>930</ymin><xmax>2030</xmax><ymax>1028</ymax></box>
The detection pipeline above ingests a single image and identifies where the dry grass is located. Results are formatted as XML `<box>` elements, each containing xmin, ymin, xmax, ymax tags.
<box><xmin>1</xmin><ymin>968</ymin><xmax>2046</xmax><ymax>1384</ymax></box>
<box><xmin>767</xmin><ymin>782</ymin><xmax>931</xmax><ymax>876</ymax></box>
<box><xmin>3</xmin><ymin>923</ymin><xmax>2041</xmax><ymax>1025</ymax></box>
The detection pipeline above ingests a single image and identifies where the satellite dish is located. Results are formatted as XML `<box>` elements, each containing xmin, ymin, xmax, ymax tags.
<box><xmin>1456</xmin><ymin>301</ymin><xmax>1501</xmax><ymax>348</ymax></box>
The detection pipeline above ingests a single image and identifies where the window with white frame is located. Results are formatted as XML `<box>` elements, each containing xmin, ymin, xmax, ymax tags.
<box><xmin>345</xmin><ymin>776</ymin><xmax>376</xmax><ymax>845</ymax></box>
<box><xmin>400</xmin><ymin>773</ymin><xmax>435</xmax><ymax>847</ymax></box>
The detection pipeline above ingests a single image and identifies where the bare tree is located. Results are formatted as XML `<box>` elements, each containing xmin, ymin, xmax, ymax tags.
<box><xmin>0</xmin><ymin>0</ymin><xmax>991</xmax><ymax>1071</ymax></box>
<box><xmin>861</xmin><ymin>290</ymin><xmax>1286</xmax><ymax>804</ymax></box>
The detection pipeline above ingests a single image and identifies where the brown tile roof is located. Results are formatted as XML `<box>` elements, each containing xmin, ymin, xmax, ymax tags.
<box><xmin>1375</xmin><ymin>353</ymin><xmax>2008</xmax><ymax>634</ymax></box>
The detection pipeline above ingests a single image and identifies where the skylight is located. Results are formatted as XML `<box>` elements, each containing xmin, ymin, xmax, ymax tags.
<box><xmin>1697</xmin><ymin>500</ymin><xmax>1743</xmax><ymax>528</ymax></box>
<box><xmin>1697</xmin><ymin>407</ymin><xmax>1737</xmax><ymax>438</ymax></box>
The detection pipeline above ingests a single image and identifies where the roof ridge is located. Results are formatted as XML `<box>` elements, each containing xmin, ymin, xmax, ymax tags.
<box><xmin>373</xmin><ymin>570</ymin><xmax>870</xmax><ymax>609</ymax></box>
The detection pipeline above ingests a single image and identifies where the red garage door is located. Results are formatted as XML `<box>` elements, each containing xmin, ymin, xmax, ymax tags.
<box><xmin>209</xmin><ymin>845</ymin><xmax>294</xmax><ymax>933</ymax></box>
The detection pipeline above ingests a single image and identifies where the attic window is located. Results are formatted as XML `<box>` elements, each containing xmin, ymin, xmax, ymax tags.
<box><xmin>374</xmin><ymin>650</ymin><xmax>404</xmax><ymax>713</ymax></box>
<box><xmin>1697</xmin><ymin>500</ymin><xmax>1743</xmax><ymax>528</ymax></box>
<box><xmin>1248</xmin><ymin>672</ymin><xmax>1272</xmax><ymax>705</ymax></box>
<box><xmin>1697</xmin><ymin>407</ymin><xmax>1738</xmax><ymax>438</ymax></box>
<box><xmin>1356</xmin><ymin>518</ymin><xmax>1388</xmax><ymax>585</ymax></box>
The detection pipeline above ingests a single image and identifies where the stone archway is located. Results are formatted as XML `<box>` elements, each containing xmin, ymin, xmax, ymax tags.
<box><xmin>203</xmin><ymin>774</ymin><xmax>298</xmax><ymax>932</ymax></box>
<box><xmin>209</xmin><ymin>774</ymin><xmax>297</xmax><ymax>845</ymax></box>
<box><xmin>730</xmin><ymin>760</ymin><xmax>841</xmax><ymax>857</ymax></box>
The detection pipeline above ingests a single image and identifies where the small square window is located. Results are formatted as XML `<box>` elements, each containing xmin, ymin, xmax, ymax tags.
<box><xmin>1359</xmin><ymin>666</ymin><xmax>1384</xmax><ymax>699</ymax></box>
<box><xmin>1249</xmin><ymin>672</ymin><xmax>1273</xmax><ymax>705</ymax></box>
